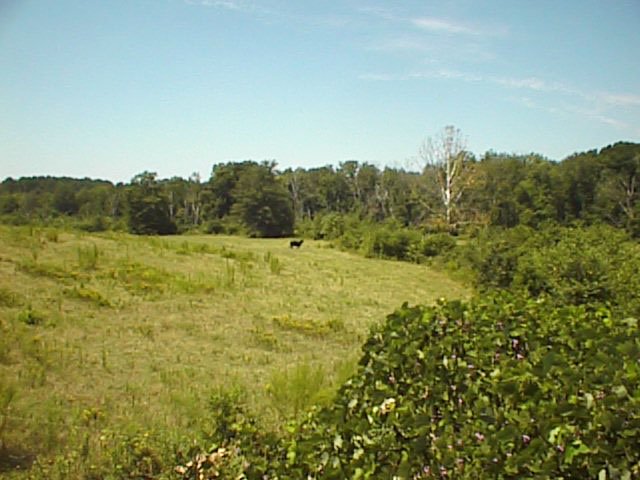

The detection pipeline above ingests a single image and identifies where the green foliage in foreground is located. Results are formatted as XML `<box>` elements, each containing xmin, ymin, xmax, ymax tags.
<box><xmin>179</xmin><ymin>292</ymin><xmax>640</xmax><ymax>479</ymax></box>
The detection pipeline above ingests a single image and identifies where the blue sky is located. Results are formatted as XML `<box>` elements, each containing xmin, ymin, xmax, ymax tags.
<box><xmin>1</xmin><ymin>0</ymin><xmax>639</xmax><ymax>182</ymax></box>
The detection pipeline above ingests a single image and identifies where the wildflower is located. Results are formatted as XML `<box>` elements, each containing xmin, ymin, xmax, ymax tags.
<box><xmin>380</xmin><ymin>397</ymin><xmax>396</xmax><ymax>414</ymax></box>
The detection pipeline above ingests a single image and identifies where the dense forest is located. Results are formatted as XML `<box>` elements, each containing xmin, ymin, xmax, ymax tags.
<box><xmin>2</xmin><ymin>139</ymin><xmax>639</xmax><ymax>241</ymax></box>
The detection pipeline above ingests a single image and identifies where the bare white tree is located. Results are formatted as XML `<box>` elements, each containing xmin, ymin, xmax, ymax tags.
<box><xmin>420</xmin><ymin>125</ymin><xmax>472</xmax><ymax>226</ymax></box>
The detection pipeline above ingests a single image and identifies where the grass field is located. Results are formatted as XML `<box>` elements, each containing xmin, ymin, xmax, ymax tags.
<box><xmin>0</xmin><ymin>225</ymin><xmax>468</xmax><ymax>476</ymax></box>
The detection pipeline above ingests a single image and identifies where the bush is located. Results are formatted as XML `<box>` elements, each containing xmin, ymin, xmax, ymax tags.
<box><xmin>203</xmin><ymin>218</ymin><xmax>244</xmax><ymax>235</ymax></box>
<box><xmin>364</xmin><ymin>226</ymin><xmax>420</xmax><ymax>260</ymax></box>
<box><xmin>318</xmin><ymin>213</ymin><xmax>346</xmax><ymax>240</ymax></box>
<box><xmin>418</xmin><ymin>232</ymin><xmax>456</xmax><ymax>258</ymax></box>
<box><xmin>463</xmin><ymin>225</ymin><xmax>640</xmax><ymax>317</ymax></box>
<box><xmin>360</xmin><ymin>226</ymin><xmax>457</xmax><ymax>263</ymax></box>
<box><xmin>175</xmin><ymin>278</ymin><xmax>640</xmax><ymax>478</ymax></box>
<box><xmin>175</xmin><ymin>388</ymin><xmax>285</xmax><ymax>479</ymax></box>
<box><xmin>283</xmin><ymin>294</ymin><xmax>640</xmax><ymax>478</ymax></box>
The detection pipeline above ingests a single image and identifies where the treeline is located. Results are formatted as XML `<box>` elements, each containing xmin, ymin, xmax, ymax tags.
<box><xmin>1</xmin><ymin>141</ymin><xmax>639</xmax><ymax>237</ymax></box>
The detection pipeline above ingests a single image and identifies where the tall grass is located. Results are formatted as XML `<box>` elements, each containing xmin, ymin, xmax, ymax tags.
<box><xmin>267</xmin><ymin>362</ymin><xmax>327</xmax><ymax>418</ymax></box>
<box><xmin>77</xmin><ymin>243</ymin><xmax>99</xmax><ymax>270</ymax></box>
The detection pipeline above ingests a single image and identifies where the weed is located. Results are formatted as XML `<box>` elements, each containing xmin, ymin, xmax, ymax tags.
<box><xmin>266</xmin><ymin>362</ymin><xmax>327</xmax><ymax>418</ymax></box>
<box><xmin>110</xmin><ymin>262</ymin><xmax>167</xmax><ymax>296</ymax></box>
<box><xmin>77</xmin><ymin>243</ymin><xmax>99</xmax><ymax>270</ymax></box>
<box><xmin>250</xmin><ymin>325</ymin><xmax>281</xmax><ymax>351</ymax></box>
<box><xmin>18</xmin><ymin>259</ymin><xmax>77</xmax><ymax>281</ymax></box>
<box><xmin>0</xmin><ymin>287</ymin><xmax>21</xmax><ymax>307</ymax></box>
<box><xmin>219</xmin><ymin>246</ymin><xmax>256</xmax><ymax>263</ymax></box>
<box><xmin>80</xmin><ymin>407</ymin><xmax>105</xmax><ymax>426</ymax></box>
<box><xmin>101</xmin><ymin>348</ymin><xmax>109</xmax><ymax>371</ymax></box>
<box><xmin>28</xmin><ymin>236</ymin><xmax>43</xmax><ymax>262</ymax></box>
<box><xmin>44</xmin><ymin>229</ymin><xmax>60</xmax><ymax>243</ymax></box>
<box><xmin>0</xmin><ymin>381</ymin><xmax>17</xmax><ymax>450</ymax></box>
<box><xmin>176</xmin><ymin>241</ymin><xmax>192</xmax><ymax>255</ymax></box>
<box><xmin>137</xmin><ymin>324</ymin><xmax>155</xmax><ymax>341</ymax></box>
<box><xmin>272</xmin><ymin>315</ymin><xmax>335</xmax><ymax>337</ymax></box>
<box><xmin>326</xmin><ymin>317</ymin><xmax>346</xmax><ymax>332</ymax></box>
<box><xmin>222</xmin><ymin>259</ymin><xmax>236</xmax><ymax>288</ymax></box>
<box><xmin>16</xmin><ymin>307</ymin><xmax>46</xmax><ymax>326</ymax></box>
<box><xmin>267</xmin><ymin>253</ymin><xmax>283</xmax><ymax>274</ymax></box>
<box><xmin>0</xmin><ymin>332</ymin><xmax>11</xmax><ymax>365</ymax></box>
<box><xmin>63</xmin><ymin>285</ymin><xmax>113</xmax><ymax>307</ymax></box>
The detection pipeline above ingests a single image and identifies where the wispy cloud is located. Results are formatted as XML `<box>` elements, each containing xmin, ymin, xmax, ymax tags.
<box><xmin>412</xmin><ymin>17</ymin><xmax>480</xmax><ymax>35</ymax></box>
<box><xmin>361</xmin><ymin>66</ymin><xmax>639</xmax><ymax>133</ymax></box>
<box><xmin>411</xmin><ymin>15</ymin><xmax>509</xmax><ymax>37</ymax></box>
<box><xmin>184</xmin><ymin>0</ymin><xmax>269</xmax><ymax>16</ymax></box>
<box><xmin>509</xmin><ymin>95</ymin><xmax>636</xmax><ymax>135</ymax></box>
<box><xmin>358</xmin><ymin>73</ymin><xmax>398</xmax><ymax>81</ymax></box>
<box><xmin>356</xmin><ymin>5</ymin><xmax>399</xmax><ymax>22</ymax></box>
<box><xmin>491</xmin><ymin>75</ymin><xmax>640</xmax><ymax>110</ymax></box>
<box><xmin>185</xmin><ymin>0</ymin><xmax>357</xmax><ymax>30</ymax></box>
<box><xmin>409</xmin><ymin>68</ymin><xmax>483</xmax><ymax>82</ymax></box>
<box><xmin>597</xmin><ymin>92</ymin><xmax>640</xmax><ymax>107</ymax></box>
<box><xmin>369</xmin><ymin>35</ymin><xmax>433</xmax><ymax>53</ymax></box>
<box><xmin>492</xmin><ymin>76</ymin><xmax>553</xmax><ymax>91</ymax></box>
<box><xmin>549</xmin><ymin>102</ymin><xmax>633</xmax><ymax>132</ymax></box>
<box><xmin>185</xmin><ymin>0</ymin><xmax>242</xmax><ymax>10</ymax></box>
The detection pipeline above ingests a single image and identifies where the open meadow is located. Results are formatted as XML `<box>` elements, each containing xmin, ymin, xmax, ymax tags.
<box><xmin>0</xmin><ymin>225</ymin><xmax>468</xmax><ymax>476</ymax></box>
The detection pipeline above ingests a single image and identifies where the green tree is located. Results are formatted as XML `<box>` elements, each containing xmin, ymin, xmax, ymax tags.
<box><xmin>230</xmin><ymin>162</ymin><xmax>294</xmax><ymax>237</ymax></box>
<box><xmin>596</xmin><ymin>142</ymin><xmax>640</xmax><ymax>233</ymax></box>
<box><xmin>202</xmin><ymin>161</ymin><xmax>256</xmax><ymax>221</ymax></box>
<box><xmin>52</xmin><ymin>183</ymin><xmax>79</xmax><ymax>215</ymax></box>
<box><xmin>125</xmin><ymin>172</ymin><xmax>177</xmax><ymax>235</ymax></box>
<box><xmin>553</xmin><ymin>149</ymin><xmax>601</xmax><ymax>222</ymax></box>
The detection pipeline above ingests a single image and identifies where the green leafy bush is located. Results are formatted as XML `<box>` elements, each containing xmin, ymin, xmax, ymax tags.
<box><xmin>360</xmin><ymin>224</ymin><xmax>421</xmax><ymax>260</ymax></box>
<box><xmin>283</xmin><ymin>294</ymin><xmax>640</xmax><ymax>478</ymax></box>
<box><xmin>175</xmin><ymin>388</ymin><xmax>285</xmax><ymax>479</ymax></box>
<box><xmin>417</xmin><ymin>233</ymin><xmax>457</xmax><ymax>258</ymax></box>
<box><xmin>463</xmin><ymin>225</ymin><xmax>640</xmax><ymax>317</ymax></box>
<box><xmin>16</xmin><ymin>307</ymin><xmax>46</xmax><ymax>326</ymax></box>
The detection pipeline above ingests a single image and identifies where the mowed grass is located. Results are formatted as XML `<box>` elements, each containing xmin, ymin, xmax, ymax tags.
<box><xmin>0</xmin><ymin>225</ymin><xmax>468</xmax><ymax>475</ymax></box>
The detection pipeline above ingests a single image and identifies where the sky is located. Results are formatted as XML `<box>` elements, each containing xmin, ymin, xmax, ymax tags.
<box><xmin>1</xmin><ymin>0</ymin><xmax>639</xmax><ymax>183</ymax></box>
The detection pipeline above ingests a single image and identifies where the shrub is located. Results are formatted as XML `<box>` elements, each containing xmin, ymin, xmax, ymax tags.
<box><xmin>175</xmin><ymin>388</ymin><xmax>284</xmax><ymax>479</ymax></box>
<box><xmin>463</xmin><ymin>225</ymin><xmax>640</xmax><ymax>317</ymax></box>
<box><xmin>16</xmin><ymin>307</ymin><xmax>46</xmax><ymax>326</ymax></box>
<box><xmin>418</xmin><ymin>232</ymin><xmax>456</xmax><ymax>258</ymax></box>
<box><xmin>203</xmin><ymin>218</ymin><xmax>244</xmax><ymax>235</ymax></box>
<box><xmin>318</xmin><ymin>213</ymin><xmax>346</xmax><ymax>240</ymax></box>
<box><xmin>355</xmin><ymin>223</ymin><xmax>419</xmax><ymax>261</ymax></box>
<box><xmin>283</xmin><ymin>294</ymin><xmax>640</xmax><ymax>478</ymax></box>
<box><xmin>77</xmin><ymin>215</ymin><xmax>108</xmax><ymax>232</ymax></box>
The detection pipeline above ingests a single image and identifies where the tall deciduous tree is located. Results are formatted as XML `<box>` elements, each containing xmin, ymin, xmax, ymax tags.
<box><xmin>420</xmin><ymin>125</ymin><xmax>473</xmax><ymax>226</ymax></box>
<box><xmin>230</xmin><ymin>162</ymin><xmax>294</xmax><ymax>237</ymax></box>
<box><xmin>597</xmin><ymin>142</ymin><xmax>640</xmax><ymax>232</ymax></box>
<box><xmin>126</xmin><ymin>172</ymin><xmax>177</xmax><ymax>235</ymax></box>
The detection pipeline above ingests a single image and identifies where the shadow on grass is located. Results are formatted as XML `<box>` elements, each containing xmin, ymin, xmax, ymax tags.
<box><xmin>0</xmin><ymin>445</ymin><xmax>35</xmax><ymax>473</ymax></box>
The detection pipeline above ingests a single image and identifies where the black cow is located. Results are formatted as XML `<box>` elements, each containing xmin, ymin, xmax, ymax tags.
<box><xmin>289</xmin><ymin>239</ymin><xmax>304</xmax><ymax>248</ymax></box>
